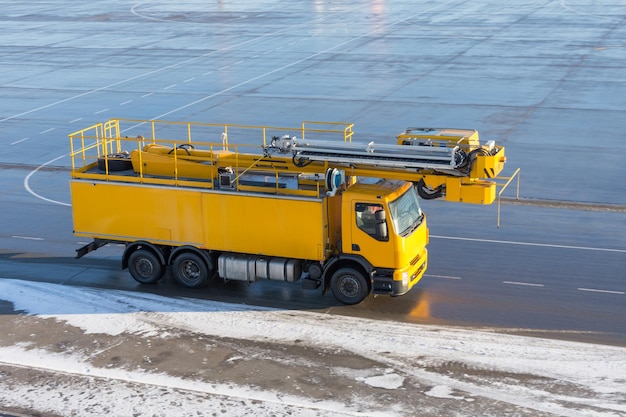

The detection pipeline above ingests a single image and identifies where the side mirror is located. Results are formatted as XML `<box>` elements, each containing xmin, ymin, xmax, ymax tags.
<box><xmin>374</xmin><ymin>210</ymin><xmax>388</xmax><ymax>241</ymax></box>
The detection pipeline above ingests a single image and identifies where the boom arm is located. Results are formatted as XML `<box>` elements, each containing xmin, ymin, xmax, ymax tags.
<box><xmin>265</xmin><ymin>127</ymin><xmax>506</xmax><ymax>204</ymax></box>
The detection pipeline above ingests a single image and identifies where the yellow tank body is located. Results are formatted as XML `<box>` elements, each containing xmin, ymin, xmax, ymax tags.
<box><xmin>71</xmin><ymin>180</ymin><xmax>330</xmax><ymax>261</ymax></box>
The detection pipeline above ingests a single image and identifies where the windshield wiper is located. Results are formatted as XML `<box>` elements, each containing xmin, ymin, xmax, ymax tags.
<box><xmin>401</xmin><ymin>214</ymin><xmax>424</xmax><ymax>237</ymax></box>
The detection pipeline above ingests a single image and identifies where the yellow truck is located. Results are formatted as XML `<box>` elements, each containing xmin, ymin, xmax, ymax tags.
<box><xmin>69</xmin><ymin>119</ymin><xmax>512</xmax><ymax>304</ymax></box>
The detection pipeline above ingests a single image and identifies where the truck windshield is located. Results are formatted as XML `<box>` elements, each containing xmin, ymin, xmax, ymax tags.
<box><xmin>388</xmin><ymin>186</ymin><xmax>424</xmax><ymax>237</ymax></box>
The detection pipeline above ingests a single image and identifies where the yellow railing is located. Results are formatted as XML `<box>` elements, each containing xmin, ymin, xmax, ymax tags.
<box><xmin>69</xmin><ymin>118</ymin><xmax>348</xmax><ymax>196</ymax></box>
<box><xmin>301</xmin><ymin>120</ymin><xmax>354</xmax><ymax>142</ymax></box>
<box><xmin>70</xmin><ymin>119</ymin><xmax>353</xmax><ymax>158</ymax></box>
<box><xmin>496</xmin><ymin>168</ymin><xmax>521</xmax><ymax>228</ymax></box>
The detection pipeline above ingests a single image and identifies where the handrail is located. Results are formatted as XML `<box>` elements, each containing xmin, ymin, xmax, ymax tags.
<box><xmin>496</xmin><ymin>168</ymin><xmax>521</xmax><ymax>228</ymax></box>
<box><xmin>301</xmin><ymin>120</ymin><xmax>354</xmax><ymax>142</ymax></box>
<box><xmin>68</xmin><ymin>119</ymin><xmax>344</xmax><ymax>197</ymax></box>
<box><xmin>69</xmin><ymin>118</ymin><xmax>353</xmax><ymax>171</ymax></box>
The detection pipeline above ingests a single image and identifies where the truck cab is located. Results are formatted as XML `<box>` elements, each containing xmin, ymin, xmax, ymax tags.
<box><xmin>324</xmin><ymin>179</ymin><xmax>428</xmax><ymax>304</ymax></box>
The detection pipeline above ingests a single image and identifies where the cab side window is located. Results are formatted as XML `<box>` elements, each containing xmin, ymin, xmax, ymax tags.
<box><xmin>355</xmin><ymin>203</ymin><xmax>388</xmax><ymax>241</ymax></box>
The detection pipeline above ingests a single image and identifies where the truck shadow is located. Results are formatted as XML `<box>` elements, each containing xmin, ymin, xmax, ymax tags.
<box><xmin>0</xmin><ymin>251</ymin><xmax>345</xmax><ymax>315</ymax></box>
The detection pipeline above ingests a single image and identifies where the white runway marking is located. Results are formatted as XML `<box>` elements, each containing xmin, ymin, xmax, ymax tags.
<box><xmin>503</xmin><ymin>281</ymin><xmax>545</xmax><ymax>287</ymax></box>
<box><xmin>578</xmin><ymin>288</ymin><xmax>624</xmax><ymax>295</ymax></box>
<box><xmin>12</xmin><ymin>235</ymin><xmax>44</xmax><ymax>241</ymax></box>
<box><xmin>10</xmin><ymin>138</ymin><xmax>28</xmax><ymax>145</ymax></box>
<box><xmin>427</xmin><ymin>274</ymin><xmax>462</xmax><ymax>280</ymax></box>
<box><xmin>431</xmin><ymin>235</ymin><xmax>626</xmax><ymax>253</ymax></box>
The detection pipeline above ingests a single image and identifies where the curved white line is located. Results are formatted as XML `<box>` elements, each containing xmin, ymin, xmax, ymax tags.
<box><xmin>131</xmin><ymin>3</ymin><xmax>179</xmax><ymax>23</ymax></box>
<box><xmin>130</xmin><ymin>3</ymin><xmax>210</xmax><ymax>24</ymax></box>
<box><xmin>24</xmin><ymin>155</ymin><xmax>71</xmax><ymax>207</ymax></box>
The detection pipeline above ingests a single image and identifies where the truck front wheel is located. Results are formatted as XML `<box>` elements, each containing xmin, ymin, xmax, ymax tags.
<box><xmin>128</xmin><ymin>249</ymin><xmax>164</xmax><ymax>284</ymax></box>
<box><xmin>172</xmin><ymin>252</ymin><xmax>209</xmax><ymax>288</ymax></box>
<box><xmin>330</xmin><ymin>267</ymin><xmax>370</xmax><ymax>305</ymax></box>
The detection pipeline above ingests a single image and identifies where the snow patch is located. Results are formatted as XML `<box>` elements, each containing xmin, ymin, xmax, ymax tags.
<box><xmin>425</xmin><ymin>385</ymin><xmax>466</xmax><ymax>400</ymax></box>
<box><xmin>356</xmin><ymin>372</ymin><xmax>405</xmax><ymax>389</ymax></box>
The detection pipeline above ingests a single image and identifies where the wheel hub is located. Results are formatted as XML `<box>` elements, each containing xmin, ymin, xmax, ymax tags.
<box><xmin>183</xmin><ymin>261</ymin><xmax>200</xmax><ymax>279</ymax></box>
<box><xmin>137</xmin><ymin>259</ymin><xmax>154</xmax><ymax>277</ymax></box>
<box><xmin>340</xmin><ymin>276</ymin><xmax>360</xmax><ymax>297</ymax></box>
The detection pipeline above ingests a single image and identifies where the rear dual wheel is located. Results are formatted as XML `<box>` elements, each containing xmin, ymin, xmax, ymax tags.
<box><xmin>172</xmin><ymin>252</ymin><xmax>210</xmax><ymax>288</ymax></box>
<box><xmin>128</xmin><ymin>249</ymin><xmax>165</xmax><ymax>284</ymax></box>
<box><xmin>128</xmin><ymin>248</ymin><xmax>211</xmax><ymax>289</ymax></box>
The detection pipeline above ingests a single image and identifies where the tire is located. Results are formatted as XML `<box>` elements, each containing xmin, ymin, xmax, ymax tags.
<box><xmin>98</xmin><ymin>153</ymin><xmax>132</xmax><ymax>172</ymax></box>
<box><xmin>330</xmin><ymin>267</ymin><xmax>370</xmax><ymax>305</ymax></box>
<box><xmin>172</xmin><ymin>252</ymin><xmax>209</xmax><ymax>288</ymax></box>
<box><xmin>128</xmin><ymin>249</ymin><xmax>164</xmax><ymax>284</ymax></box>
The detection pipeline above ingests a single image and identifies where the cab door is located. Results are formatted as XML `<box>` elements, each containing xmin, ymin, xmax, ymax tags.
<box><xmin>347</xmin><ymin>201</ymin><xmax>395</xmax><ymax>268</ymax></box>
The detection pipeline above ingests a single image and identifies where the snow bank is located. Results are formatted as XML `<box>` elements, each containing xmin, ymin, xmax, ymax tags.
<box><xmin>0</xmin><ymin>279</ymin><xmax>624</xmax><ymax>417</ymax></box>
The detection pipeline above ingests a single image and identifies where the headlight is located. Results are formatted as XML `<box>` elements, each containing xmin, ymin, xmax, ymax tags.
<box><xmin>402</xmin><ymin>272</ymin><xmax>409</xmax><ymax>286</ymax></box>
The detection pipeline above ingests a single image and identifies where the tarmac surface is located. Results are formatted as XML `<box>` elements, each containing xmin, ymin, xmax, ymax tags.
<box><xmin>1</xmin><ymin>0</ymin><xmax>625</xmax><ymax>208</ymax></box>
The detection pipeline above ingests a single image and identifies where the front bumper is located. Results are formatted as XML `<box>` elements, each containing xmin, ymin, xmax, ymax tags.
<box><xmin>372</xmin><ymin>248</ymin><xmax>428</xmax><ymax>296</ymax></box>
